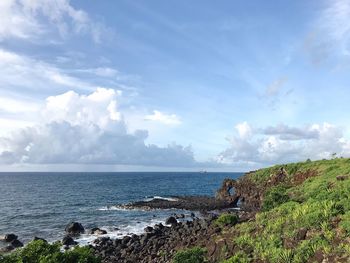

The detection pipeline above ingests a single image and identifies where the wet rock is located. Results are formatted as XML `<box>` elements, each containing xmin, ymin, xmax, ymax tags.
<box><xmin>65</xmin><ymin>222</ymin><xmax>84</xmax><ymax>235</ymax></box>
<box><xmin>165</xmin><ymin>216</ymin><xmax>177</xmax><ymax>226</ymax></box>
<box><xmin>90</xmin><ymin>227</ymin><xmax>107</xmax><ymax>235</ymax></box>
<box><xmin>62</xmin><ymin>235</ymin><xmax>77</xmax><ymax>246</ymax></box>
<box><xmin>144</xmin><ymin>226</ymin><xmax>153</xmax><ymax>233</ymax></box>
<box><xmin>11</xmin><ymin>239</ymin><xmax>24</xmax><ymax>248</ymax></box>
<box><xmin>120</xmin><ymin>196</ymin><xmax>233</xmax><ymax>211</ymax></box>
<box><xmin>154</xmin><ymin>223</ymin><xmax>164</xmax><ymax>231</ymax></box>
<box><xmin>3</xmin><ymin>234</ymin><xmax>18</xmax><ymax>242</ymax></box>
<box><xmin>121</xmin><ymin>236</ymin><xmax>131</xmax><ymax>245</ymax></box>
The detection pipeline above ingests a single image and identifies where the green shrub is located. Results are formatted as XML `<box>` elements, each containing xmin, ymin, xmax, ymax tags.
<box><xmin>173</xmin><ymin>247</ymin><xmax>207</xmax><ymax>263</ymax></box>
<box><xmin>0</xmin><ymin>240</ymin><xmax>100</xmax><ymax>263</ymax></box>
<box><xmin>262</xmin><ymin>186</ymin><xmax>290</xmax><ymax>211</ymax></box>
<box><xmin>215</xmin><ymin>213</ymin><xmax>239</xmax><ymax>227</ymax></box>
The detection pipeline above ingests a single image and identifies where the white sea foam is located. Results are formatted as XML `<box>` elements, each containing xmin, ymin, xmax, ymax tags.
<box><xmin>75</xmin><ymin>217</ymin><xmax>167</xmax><ymax>246</ymax></box>
<box><xmin>143</xmin><ymin>196</ymin><xmax>178</xmax><ymax>202</ymax></box>
<box><xmin>97</xmin><ymin>205</ymin><xmax>127</xmax><ymax>211</ymax></box>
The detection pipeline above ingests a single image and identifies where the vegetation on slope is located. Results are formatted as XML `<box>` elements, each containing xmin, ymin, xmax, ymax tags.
<box><xmin>221</xmin><ymin>158</ymin><xmax>350</xmax><ymax>262</ymax></box>
<box><xmin>0</xmin><ymin>240</ymin><xmax>100</xmax><ymax>263</ymax></box>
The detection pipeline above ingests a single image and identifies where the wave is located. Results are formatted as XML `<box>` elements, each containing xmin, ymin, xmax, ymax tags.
<box><xmin>97</xmin><ymin>205</ymin><xmax>126</xmax><ymax>211</ymax></box>
<box><xmin>143</xmin><ymin>196</ymin><xmax>178</xmax><ymax>202</ymax></box>
<box><xmin>75</xmin><ymin>217</ymin><xmax>167</xmax><ymax>246</ymax></box>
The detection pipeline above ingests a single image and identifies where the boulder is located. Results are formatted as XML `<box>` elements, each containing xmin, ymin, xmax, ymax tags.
<box><xmin>65</xmin><ymin>222</ymin><xmax>84</xmax><ymax>235</ymax></box>
<box><xmin>90</xmin><ymin>227</ymin><xmax>107</xmax><ymax>235</ymax></box>
<box><xmin>3</xmin><ymin>234</ymin><xmax>18</xmax><ymax>242</ymax></box>
<box><xmin>165</xmin><ymin>216</ymin><xmax>177</xmax><ymax>226</ymax></box>
<box><xmin>144</xmin><ymin>226</ymin><xmax>153</xmax><ymax>233</ymax></box>
<box><xmin>62</xmin><ymin>235</ymin><xmax>77</xmax><ymax>246</ymax></box>
<box><xmin>11</xmin><ymin>239</ymin><xmax>23</xmax><ymax>248</ymax></box>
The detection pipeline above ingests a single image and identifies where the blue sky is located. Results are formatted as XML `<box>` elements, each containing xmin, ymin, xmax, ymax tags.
<box><xmin>0</xmin><ymin>0</ymin><xmax>350</xmax><ymax>171</ymax></box>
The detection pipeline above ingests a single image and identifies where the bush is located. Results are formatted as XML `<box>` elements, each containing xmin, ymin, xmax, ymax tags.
<box><xmin>0</xmin><ymin>240</ymin><xmax>100</xmax><ymax>263</ymax></box>
<box><xmin>215</xmin><ymin>213</ymin><xmax>239</xmax><ymax>227</ymax></box>
<box><xmin>173</xmin><ymin>247</ymin><xmax>207</xmax><ymax>263</ymax></box>
<box><xmin>262</xmin><ymin>186</ymin><xmax>290</xmax><ymax>211</ymax></box>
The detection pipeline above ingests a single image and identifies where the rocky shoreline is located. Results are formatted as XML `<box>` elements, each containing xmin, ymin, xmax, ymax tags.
<box><xmin>92</xmin><ymin>210</ymin><xmax>255</xmax><ymax>263</ymax></box>
<box><xmin>1</xmin><ymin>175</ymin><xmax>252</xmax><ymax>262</ymax></box>
<box><xmin>118</xmin><ymin>196</ymin><xmax>235</xmax><ymax>211</ymax></box>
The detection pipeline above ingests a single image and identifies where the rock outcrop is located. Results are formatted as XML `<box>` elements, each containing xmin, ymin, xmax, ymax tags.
<box><xmin>215</xmin><ymin>167</ymin><xmax>290</xmax><ymax>211</ymax></box>
<box><xmin>65</xmin><ymin>222</ymin><xmax>85</xmax><ymax>235</ymax></box>
<box><xmin>119</xmin><ymin>196</ymin><xmax>233</xmax><ymax>211</ymax></box>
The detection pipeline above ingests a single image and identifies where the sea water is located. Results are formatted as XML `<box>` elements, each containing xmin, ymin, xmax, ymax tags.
<box><xmin>0</xmin><ymin>172</ymin><xmax>241</xmax><ymax>246</ymax></box>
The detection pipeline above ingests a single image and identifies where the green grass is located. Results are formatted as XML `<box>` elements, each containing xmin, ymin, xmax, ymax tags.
<box><xmin>215</xmin><ymin>214</ymin><xmax>239</xmax><ymax>227</ymax></box>
<box><xmin>0</xmin><ymin>240</ymin><xmax>100</xmax><ymax>263</ymax></box>
<box><xmin>219</xmin><ymin>158</ymin><xmax>350</xmax><ymax>262</ymax></box>
<box><xmin>172</xmin><ymin>247</ymin><xmax>207</xmax><ymax>263</ymax></box>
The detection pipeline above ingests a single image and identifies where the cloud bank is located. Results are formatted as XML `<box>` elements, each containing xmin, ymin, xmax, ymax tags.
<box><xmin>0</xmin><ymin>88</ymin><xmax>195</xmax><ymax>167</ymax></box>
<box><xmin>218</xmin><ymin>122</ymin><xmax>350</xmax><ymax>168</ymax></box>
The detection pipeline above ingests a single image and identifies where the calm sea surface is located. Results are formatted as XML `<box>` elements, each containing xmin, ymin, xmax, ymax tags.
<box><xmin>0</xmin><ymin>172</ymin><xmax>242</xmax><ymax>246</ymax></box>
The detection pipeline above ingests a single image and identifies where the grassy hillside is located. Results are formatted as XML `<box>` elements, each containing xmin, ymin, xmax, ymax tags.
<box><xmin>218</xmin><ymin>158</ymin><xmax>350</xmax><ymax>262</ymax></box>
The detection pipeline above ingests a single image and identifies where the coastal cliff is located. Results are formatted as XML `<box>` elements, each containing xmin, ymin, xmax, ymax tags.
<box><xmin>93</xmin><ymin>158</ymin><xmax>350</xmax><ymax>262</ymax></box>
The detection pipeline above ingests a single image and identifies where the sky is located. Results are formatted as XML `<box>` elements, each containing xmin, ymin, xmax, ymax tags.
<box><xmin>0</xmin><ymin>0</ymin><xmax>350</xmax><ymax>172</ymax></box>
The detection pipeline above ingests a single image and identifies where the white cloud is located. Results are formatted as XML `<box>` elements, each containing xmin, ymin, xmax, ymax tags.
<box><xmin>145</xmin><ymin>110</ymin><xmax>182</xmax><ymax>125</ymax></box>
<box><xmin>43</xmin><ymin>88</ymin><xmax>123</xmax><ymax>130</ymax></box>
<box><xmin>0</xmin><ymin>89</ymin><xmax>195</xmax><ymax>167</ymax></box>
<box><xmin>217</xmin><ymin>122</ymin><xmax>350</xmax><ymax>167</ymax></box>
<box><xmin>0</xmin><ymin>96</ymin><xmax>39</xmax><ymax>113</ymax></box>
<box><xmin>0</xmin><ymin>48</ymin><xmax>134</xmax><ymax>103</ymax></box>
<box><xmin>262</xmin><ymin>123</ymin><xmax>319</xmax><ymax>140</ymax></box>
<box><xmin>235</xmin><ymin>122</ymin><xmax>253</xmax><ymax>139</ymax></box>
<box><xmin>305</xmin><ymin>0</ymin><xmax>350</xmax><ymax>64</ymax></box>
<box><xmin>0</xmin><ymin>0</ymin><xmax>108</xmax><ymax>43</ymax></box>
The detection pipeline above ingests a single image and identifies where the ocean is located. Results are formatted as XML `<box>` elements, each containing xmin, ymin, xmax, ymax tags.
<box><xmin>0</xmin><ymin>172</ymin><xmax>242</xmax><ymax>247</ymax></box>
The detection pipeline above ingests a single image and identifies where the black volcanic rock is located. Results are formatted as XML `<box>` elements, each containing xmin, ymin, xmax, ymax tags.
<box><xmin>65</xmin><ymin>222</ymin><xmax>84</xmax><ymax>235</ymax></box>
<box><xmin>119</xmin><ymin>196</ymin><xmax>233</xmax><ymax>211</ymax></box>
<box><xmin>62</xmin><ymin>235</ymin><xmax>77</xmax><ymax>246</ymax></box>
<box><xmin>90</xmin><ymin>227</ymin><xmax>107</xmax><ymax>235</ymax></box>
<box><xmin>165</xmin><ymin>216</ymin><xmax>177</xmax><ymax>226</ymax></box>
<box><xmin>3</xmin><ymin>234</ymin><xmax>18</xmax><ymax>242</ymax></box>
<box><xmin>10</xmin><ymin>239</ymin><xmax>23</xmax><ymax>248</ymax></box>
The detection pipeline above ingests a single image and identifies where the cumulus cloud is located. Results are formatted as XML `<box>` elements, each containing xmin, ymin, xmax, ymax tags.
<box><xmin>145</xmin><ymin>110</ymin><xmax>182</xmax><ymax>125</ymax></box>
<box><xmin>217</xmin><ymin>122</ymin><xmax>350</xmax><ymax>167</ymax></box>
<box><xmin>0</xmin><ymin>88</ymin><xmax>195</xmax><ymax>167</ymax></box>
<box><xmin>0</xmin><ymin>0</ymin><xmax>109</xmax><ymax>43</ymax></box>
